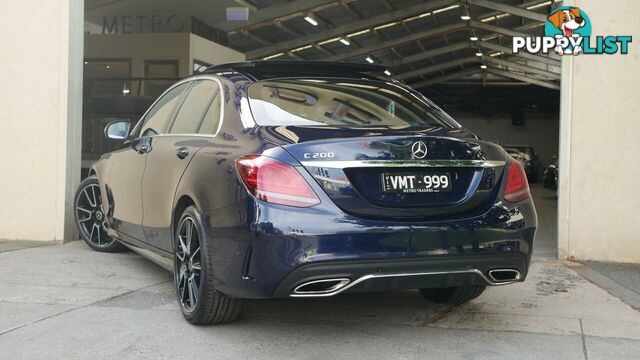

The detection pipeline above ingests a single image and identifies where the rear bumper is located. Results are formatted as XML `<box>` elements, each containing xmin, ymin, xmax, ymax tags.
<box><xmin>205</xmin><ymin>196</ymin><xmax>537</xmax><ymax>299</ymax></box>
<box><xmin>272</xmin><ymin>254</ymin><xmax>527</xmax><ymax>298</ymax></box>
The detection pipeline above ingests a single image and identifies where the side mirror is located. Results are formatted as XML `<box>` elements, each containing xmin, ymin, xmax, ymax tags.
<box><xmin>104</xmin><ymin>120</ymin><xmax>131</xmax><ymax>140</ymax></box>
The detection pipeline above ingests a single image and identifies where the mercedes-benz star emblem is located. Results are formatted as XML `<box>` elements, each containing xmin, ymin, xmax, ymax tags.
<box><xmin>411</xmin><ymin>141</ymin><xmax>428</xmax><ymax>159</ymax></box>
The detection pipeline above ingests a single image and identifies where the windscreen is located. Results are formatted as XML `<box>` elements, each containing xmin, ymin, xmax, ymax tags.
<box><xmin>247</xmin><ymin>78</ymin><xmax>461</xmax><ymax>129</ymax></box>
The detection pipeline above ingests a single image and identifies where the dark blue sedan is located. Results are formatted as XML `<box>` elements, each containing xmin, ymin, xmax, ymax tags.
<box><xmin>75</xmin><ymin>61</ymin><xmax>536</xmax><ymax>324</ymax></box>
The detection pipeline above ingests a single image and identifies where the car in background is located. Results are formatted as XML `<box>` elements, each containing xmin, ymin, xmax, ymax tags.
<box><xmin>544</xmin><ymin>156</ymin><xmax>559</xmax><ymax>190</ymax></box>
<box><xmin>505</xmin><ymin>148</ymin><xmax>525</xmax><ymax>165</ymax></box>
<box><xmin>504</xmin><ymin>145</ymin><xmax>539</xmax><ymax>182</ymax></box>
<box><xmin>74</xmin><ymin>61</ymin><xmax>537</xmax><ymax>325</ymax></box>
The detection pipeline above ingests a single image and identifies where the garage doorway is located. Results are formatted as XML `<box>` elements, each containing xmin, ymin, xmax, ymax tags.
<box><xmin>428</xmin><ymin>85</ymin><xmax>560</xmax><ymax>259</ymax></box>
<box><xmin>82</xmin><ymin>0</ymin><xmax>561</xmax><ymax>258</ymax></box>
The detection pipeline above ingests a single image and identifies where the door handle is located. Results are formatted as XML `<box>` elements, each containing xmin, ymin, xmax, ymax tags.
<box><xmin>176</xmin><ymin>147</ymin><xmax>190</xmax><ymax>159</ymax></box>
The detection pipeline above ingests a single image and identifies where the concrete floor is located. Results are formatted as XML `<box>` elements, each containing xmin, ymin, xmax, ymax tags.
<box><xmin>582</xmin><ymin>261</ymin><xmax>640</xmax><ymax>298</ymax></box>
<box><xmin>2</xmin><ymin>185</ymin><xmax>640</xmax><ymax>359</ymax></box>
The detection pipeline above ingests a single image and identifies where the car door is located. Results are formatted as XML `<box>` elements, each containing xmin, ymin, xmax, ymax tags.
<box><xmin>107</xmin><ymin>82</ymin><xmax>190</xmax><ymax>241</ymax></box>
<box><xmin>141</xmin><ymin>79</ymin><xmax>222</xmax><ymax>251</ymax></box>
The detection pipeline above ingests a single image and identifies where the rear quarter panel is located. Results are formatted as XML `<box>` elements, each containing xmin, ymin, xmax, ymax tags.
<box><xmin>172</xmin><ymin>75</ymin><xmax>276</xmax><ymax>283</ymax></box>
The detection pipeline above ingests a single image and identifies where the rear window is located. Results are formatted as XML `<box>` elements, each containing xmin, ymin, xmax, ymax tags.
<box><xmin>247</xmin><ymin>79</ymin><xmax>461</xmax><ymax>129</ymax></box>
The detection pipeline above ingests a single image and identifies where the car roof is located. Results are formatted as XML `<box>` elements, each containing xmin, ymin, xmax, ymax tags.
<box><xmin>203</xmin><ymin>60</ymin><xmax>388</xmax><ymax>82</ymax></box>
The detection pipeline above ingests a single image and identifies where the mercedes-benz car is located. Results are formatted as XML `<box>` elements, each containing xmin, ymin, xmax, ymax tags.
<box><xmin>75</xmin><ymin>61</ymin><xmax>536</xmax><ymax>325</ymax></box>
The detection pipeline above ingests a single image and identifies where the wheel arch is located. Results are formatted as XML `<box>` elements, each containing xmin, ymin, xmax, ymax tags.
<box><xmin>172</xmin><ymin>189</ymin><xmax>210</xmax><ymax>240</ymax></box>
<box><xmin>173</xmin><ymin>195</ymin><xmax>197</xmax><ymax>234</ymax></box>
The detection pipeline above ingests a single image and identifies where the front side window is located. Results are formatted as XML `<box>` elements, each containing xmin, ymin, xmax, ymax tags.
<box><xmin>248</xmin><ymin>79</ymin><xmax>460</xmax><ymax>129</ymax></box>
<box><xmin>136</xmin><ymin>82</ymin><xmax>189</xmax><ymax>138</ymax></box>
<box><xmin>169</xmin><ymin>80</ymin><xmax>219</xmax><ymax>134</ymax></box>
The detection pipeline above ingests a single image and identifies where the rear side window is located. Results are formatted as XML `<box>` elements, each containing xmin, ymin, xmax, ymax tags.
<box><xmin>137</xmin><ymin>82</ymin><xmax>189</xmax><ymax>137</ymax></box>
<box><xmin>198</xmin><ymin>92</ymin><xmax>222</xmax><ymax>135</ymax></box>
<box><xmin>248</xmin><ymin>79</ymin><xmax>460</xmax><ymax>129</ymax></box>
<box><xmin>169</xmin><ymin>80</ymin><xmax>219</xmax><ymax>134</ymax></box>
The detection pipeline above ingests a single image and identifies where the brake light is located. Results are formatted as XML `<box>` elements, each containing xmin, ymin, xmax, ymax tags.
<box><xmin>504</xmin><ymin>160</ymin><xmax>530</xmax><ymax>203</ymax></box>
<box><xmin>235</xmin><ymin>154</ymin><xmax>320</xmax><ymax>207</ymax></box>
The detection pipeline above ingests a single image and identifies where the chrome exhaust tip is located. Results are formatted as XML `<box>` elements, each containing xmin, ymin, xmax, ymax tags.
<box><xmin>292</xmin><ymin>278</ymin><xmax>351</xmax><ymax>296</ymax></box>
<box><xmin>488</xmin><ymin>269</ymin><xmax>522</xmax><ymax>283</ymax></box>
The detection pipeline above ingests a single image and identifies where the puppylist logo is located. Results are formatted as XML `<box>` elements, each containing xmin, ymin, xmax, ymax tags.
<box><xmin>513</xmin><ymin>6</ymin><xmax>633</xmax><ymax>56</ymax></box>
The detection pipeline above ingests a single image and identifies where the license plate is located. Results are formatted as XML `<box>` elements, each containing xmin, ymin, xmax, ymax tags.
<box><xmin>381</xmin><ymin>172</ymin><xmax>452</xmax><ymax>194</ymax></box>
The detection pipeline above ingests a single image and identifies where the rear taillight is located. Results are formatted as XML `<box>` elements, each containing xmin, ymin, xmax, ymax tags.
<box><xmin>235</xmin><ymin>154</ymin><xmax>320</xmax><ymax>208</ymax></box>
<box><xmin>504</xmin><ymin>160</ymin><xmax>530</xmax><ymax>203</ymax></box>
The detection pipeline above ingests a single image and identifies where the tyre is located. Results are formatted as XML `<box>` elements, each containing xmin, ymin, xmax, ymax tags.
<box><xmin>544</xmin><ymin>171</ymin><xmax>557</xmax><ymax>189</ymax></box>
<box><xmin>74</xmin><ymin>176</ymin><xmax>127</xmax><ymax>253</ymax></box>
<box><xmin>174</xmin><ymin>205</ymin><xmax>243</xmax><ymax>325</ymax></box>
<box><xmin>419</xmin><ymin>285</ymin><xmax>486</xmax><ymax>305</ymax></box>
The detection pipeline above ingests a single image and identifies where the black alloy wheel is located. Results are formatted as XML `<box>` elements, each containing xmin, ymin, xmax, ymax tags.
<box><xmin>174</xmin><ymin>205</ymin><xmax>243</xmax><ymax>325</ymax></box>
<box><xmin>175</xmin><ymin>215</ymin><xmax>202</xmax><ymax>313</ymax></box>
<box><xmin>74</xmin><ymin>176</ymin><xmax>126</xmax><ymax>252</ymax></box>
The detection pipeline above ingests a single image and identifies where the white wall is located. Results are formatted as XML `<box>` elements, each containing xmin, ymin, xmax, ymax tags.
<box><xmin>85</xmin><ymin>33</ymin><xmax>245</xmax><ymax>77</ymax></box>
<box><xmin>0</xmin><ymin>0</ymin><xmax>83</xmax><ymax>241</ymax></box>
<box><xmin>86</xmin><ymin>33</ymin><xmax>191</xmax><ymax>76</ymax></box>
<box><xmin>451</xmin><ymin>110</ymin><xmax>559</xmax><ymax>166</ymax></box>
<box><xmin>189</xmin><ymin>33</ymin><xmax>245</xmax><ymax>68</ymax></box>
<box><xmin>559</xmin><ymin>0</ymin><xmax>640</xmax><ymax>262</ymax></box>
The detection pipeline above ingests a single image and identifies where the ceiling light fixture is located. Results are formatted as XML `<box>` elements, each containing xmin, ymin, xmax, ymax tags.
<box><xmin>339</xmin><ymin>38</ymin><xmax>351</xmax><ymax>46</ymax></box>
<box><xmin>470</xmin><ymin>36</ymin><xmax>478</xmax><ymax>41</ymax></box>
<box><xmin>433</xmin><ymin>5</ymin><xmax>460</xmax><ymax>14</ymax></box>
<box><xmin>374</xmin><ymin>22</ymin><xmax>398</xmax><ymax>31</ymax></box>
<box><xmin>460</xmin><ymin>15</ymin><xmax>471</xmax><ymax>20</ymax></box>
<box><xmin>348</xmin><ymin>29</ymin><xmax>371</xmax><ymax>37</ymax></box>
<box><xmin>404</xmin><ymin>12</ymin><xmax>431</xmax><ymax>22</ymax></box>
<box><xmin>304</xmin><ymin>16</ymin><xmax>318</xmax><ymax>26</ymax></box>
<box><xmin>365</xmin><ymin>56</ymin><xmax>374</xmax><ymax>64</ymax></box>
<box><xmin>480</xmin><ymin>65</ymin><xmax>487</xmax><ymax>69</ymax></box>
<box><xmin>291</xmin><ymin>45</ymin><xmax>313</xmax><ymax>53</ymax></box>
<box><xmin>527</xmin><ymin>1</ymin><xmax>552</xmax><ymax>10</ymax></box>
<box><xmin>263</xmin><ymin>52</ymin><xmax>284</xmax><ymax>60</ymax></box>
<box><xmin>384</xmin><ymin>70</ymin><xmax>391</xmax><ymax>76</ymax></box>
<box><xmin>226</xmin><ymin>7</ymin><xmax>249</xmax><ymax>21</ymax></box>
<box><xmin>475</xmin><ymin>52</ymin><xmax>483</xmax><ymax>57</ymax></box>
<box><xmin>318</xmin><ymin>37</ymin><xmax>341</xmax><ymax>46</ymax></box>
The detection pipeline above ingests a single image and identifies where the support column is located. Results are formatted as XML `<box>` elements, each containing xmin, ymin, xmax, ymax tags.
<box><xmin>556</xmin><ymin>0</ymin><xmax>575</xmax><ymax>259</ymax></box>
<box><xmin>558</xmin><ymin>0</ymin><xmax>640</xmax><ymax>262</ymax></box>
<box><xmin>0</xmin><ymin>0</ymin><xmax>83</xmax><ymax>241</ymax></box>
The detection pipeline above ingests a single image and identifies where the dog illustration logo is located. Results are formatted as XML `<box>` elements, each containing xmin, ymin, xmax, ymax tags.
<box><xmin>547</xmin><ymin>7</ymin><xmax>586</xmax><ymax>37</ymax></box>
<box><xmin>513</xmin><ymin>6</ymin><xmax>632</xmax><ymax>56</ymax></box>
<box><xmin>544</xmin><ymin>6</ymin><xmax>592</xmax><ymax>55</ymax></box>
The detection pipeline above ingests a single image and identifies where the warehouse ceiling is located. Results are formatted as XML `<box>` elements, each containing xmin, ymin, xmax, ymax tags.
<box><xmin>221</xmin><ymin>0</ymin><xmax>561</xmax><ymax>90</ymax></box>
<box><xmin>85</xmin><ymin>0</ymin><xmax>562</xmax><ymax>111</ymax></box>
